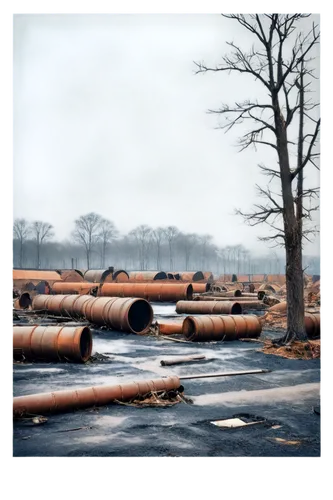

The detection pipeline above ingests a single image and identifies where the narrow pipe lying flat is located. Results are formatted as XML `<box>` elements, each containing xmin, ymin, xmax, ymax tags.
<box><xmin>182</xmin><ymin>315</ymin><xmax>262</xmax><ymax>342</ymax></box>
<box><xmin>176</xmin><ymin>300</ymin><xmax>242</xmax><ymax>315</ymax></box>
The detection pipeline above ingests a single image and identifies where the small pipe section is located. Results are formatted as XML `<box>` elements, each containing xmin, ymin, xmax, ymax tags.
<box><xmin>305</xmin><ymin>313</ymin><xmax>320</xmax><ymax>338</ymax></box>
<box><xmin>51</xmin><ymin>282</ymin><xmax>98</xmax><ymax>295</ymax></box>
<box><xmin>190</xmin><ymin>283</ymin><xmax>211</xmax><ymax>293</ymax></box>
<box><xmin>176</xmin><ymin>300</ymin><xmax>242</xmax><ymax>315</ymax></box>
<box><xmin>160</xmin><ymin>355</ymin><xmax>205</xmax><ymax>366</ymax></box>
<box><xmin>180</xmin><ymin>369</ymin><xmax>270</xmax><ymax>380</ymax></box>
<box><xmin>13</xmin><ymin>376</ymin><xmax>181</xmax><ymax>417</ymax></box>
<box><xmin>182</xmin><ymin>315</ymin><xmax>262</xmax><ymax>342</ymax></box>
<box><xmin>156</xmin><ymin>320</ymin><xmax>184</xmax><ymax>335</ymax></box>
<box><xmin>13</xmin><ymin>325</ymin><xmax>92</xmax><ymax>363</ymax></box>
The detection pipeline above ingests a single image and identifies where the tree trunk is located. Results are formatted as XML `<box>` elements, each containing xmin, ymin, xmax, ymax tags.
<box><xmin>19</xmin><ymin>240</ymin><xmax>23</xmax><ymax>268</ymax></box>
<box><xmin>273</xmin><ymin>95</ymin><xmax>307</xmax><ymax>343</ymax></box>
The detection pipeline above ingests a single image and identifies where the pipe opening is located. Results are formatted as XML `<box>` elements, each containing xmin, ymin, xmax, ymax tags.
<box><xmin>258</xmin><ymin>291</ymin><xmax>266</xmax><ymax>300</ymax></box>
<box><xmin>234</xmin><ymin>289</ymin><xmax>242</xmax><ymax>297</ymax></box>
<box><xmin>186</xmin><ymin>284</ymin><xmax>193</xmax><ymax>300</ymax></box>
<box><xmin>19</xmin><ymin>292</ymin><xmax>32</xmax><ymax>309</ymax></box>
<box><xmin>79</xmin><ymin>327</ymin><xmax>92</xmax><ymax>362</ymax></box>
<box><xmin>154</xmin><ymin>272</ymin><xmax>168</xmax><ymax>280</ymax></box>
<box><xmin>231</xmin><ymin>303</ymin><xmax>242</xmax><ymax>314</ymax></box>
<box><xmin>183</xmin><ymin>317</ymin><xmax>196</xmax><ymax>341</ymax></box>
<box><xmin>128</xmin><ymin>300</ymin><xmax>153</xmax><ymax>333</ymax></box>
<box><xmin>206</xmin><ymin>283</ymin><xmax>211</xmax><ymax>292</ymax></box>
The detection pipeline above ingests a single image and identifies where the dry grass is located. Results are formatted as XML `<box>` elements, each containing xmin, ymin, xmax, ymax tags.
<box><xmin>261</xmin><ymin>339</ymin><xmax>320</xmax><ymax>359</ymax></box>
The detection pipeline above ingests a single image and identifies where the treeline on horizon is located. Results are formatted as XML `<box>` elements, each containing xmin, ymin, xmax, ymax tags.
<box><xmin>13</xmin><ymin>212</ymin><xmax>320</xmax><ymax>275</ymax></box>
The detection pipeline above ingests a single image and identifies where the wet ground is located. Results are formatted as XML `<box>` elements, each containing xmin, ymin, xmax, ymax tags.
<box><xmin>13</xmin><ymin>303</ymin><xmax>320</xmax><ymax>457</ymax></box>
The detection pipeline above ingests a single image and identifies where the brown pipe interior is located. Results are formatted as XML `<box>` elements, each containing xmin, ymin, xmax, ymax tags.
<box><xmin>19</xmin><ymin>292</ymin><xmax>32</xmax><ymax>309</ymax></box>
<box><xmin>231</xmin><ymin>303</ymin><xmax>242</xmax><ymax>314</ymax></box>
<box><xmin>128</xmin><ymin>300</ymin><xmax>153</xmax><ymax>333</ymax></box>
<box><xmin>79</xmin><ymin>327</ymin><xmax>92</xmax><ymax>362</ymax></box>
<box><xmin>234</xmin><ymin>289</ymin><xmax>242</xmax><ymax>297</ymax></box>
<box><xmin>258</xmin><ymin>291</ymin><xmax>266</xmax><ymax>300</ymax></box>
<box><xmin>183</xmin><ymin>317</ymin><xmax>196</xmax><ymax>340</ymax></box>
<box><xmin>186</xmin><ymin>284</ymin><xmax>193</xmax><ymax>300</ymax></box>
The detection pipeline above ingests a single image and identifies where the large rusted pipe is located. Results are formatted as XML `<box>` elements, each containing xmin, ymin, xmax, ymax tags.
<box><xmin>268</xmin><ymin>301</ymin><xmax>287</xmax><ymax>312</ymax></box>
<box><xmin>156</xmin><ymin>320</ymin><xmax>184</xmax><ymax>335</ymax></box>
<box><xmin>178</xmin><ymin>271</ymin><xmax>205</xmax><ymax>282</ymax></box>
<box><xmin>176</xmin><ymin>300</ymin><xmax>242</xmax><ymax>315</ymax></box>
<box><xmin>51</xmin><ymin>282</ymin><xmax>98</xmax><ymax>295</ymax></box>
<box><xmin>190</xmin><ymin>283</ymin><xmax>211</xmax><ymax>293</ymax></box>
<box><xmin>304</xmin><ymin>313</ymin><xmax>320</xmax><ymax>338</ymax></box>
<box><xmin>98</xmin><ymin>283</ymin><xmax>193</xmax><ymax>302</ymax></box>
<box><xmin>13</xmin><ymin>376</ymin><xmax>181</xmax><ymax>417</ymax></box>
<box><xmin>182</xmin><ymin>315</ymin><xmax>262</xmax><ymax>342</ymax></box>
<box><xmin>84</xmin><ymin>296</ymin><xmax>153</xmax><ymax>334</ymax></box>
<box><xmin>13</xmin><ymin>325</ymin><xmax>92</xmax><ymax>363</ymax></box>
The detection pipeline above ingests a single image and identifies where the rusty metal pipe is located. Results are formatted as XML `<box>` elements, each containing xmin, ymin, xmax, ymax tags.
<box><xmin>156</xmin><ymin>320</ymin><xmax>184</xmax><ymax>335</ymax></box>
<box><xmin>182</xmin><ymin>315</ymin><xmax>262</xmax><ymax>342</ymax></box>
<box><xmin>84</xmin><ymin>296</ymin><xmax>153</xmax><ymax>334</ymax></box>
<box><xmin>51</xmin><ymin>282</ymin><xmax>98</xmax><ymax>295</ymax></box>
<box><xmin>13</xmin><ymin>376</ymin><xmax>181</xmax><ymax>417</ymax></box>
<box><xmin>13</xmin><ymin>325</ymin><xmax>92</xmax><ymax>363</ymax></box>
<box><xmin>98</xmin><ymin>283</ymin><xmax>193</xmax><ymax>302</ymax></box>
<box><xmin>304</xmin><ymin>313</ymin><xmax>320</xmax><ymax>338</ymax></box>
<box><xmin>268</xmin><ymin>301</ymin><xmax>287</xmax><ymax>312</ymax></box>
<box><xmin>176</xmin><ymin>300</ymin><xmax>242</xmax><ymax>315</ymax></box>
<box><xmin>160</xmin><ymin>355</ymin><xmax>205</xmax><ymax>366</ymax></box>
<box><xmin>190</xmin><ymin>283</ymin><xmax>211</xmax><ymax>293</ymax></box>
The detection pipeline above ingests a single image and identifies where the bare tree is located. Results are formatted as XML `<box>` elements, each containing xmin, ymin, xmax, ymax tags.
<box><xmin>152</xmin><ymin>227</ymin><xmax>165</xmax><ymax>270</ymax></box>
<box><xmin>130</xmin><ymin>225</ymin><xmax>152</xmax><ymax>270</ymax></box>
<box><xmin>31</xmin><ymin>221</ymin><xmax>54</xmax><ymax>269</ymax></box>
<box><xmin>98</xmin><ymin>218</ymin><xmax>118</xmax><ymax>268</ymax></box>
<box><xmin>199</xmin><ymin>234</ymin><xmax>213</xmax><ymax>270</ymax></box>
<box><xmin>179</xmin><ymin>233</ymin><xmax>198</xmax><ymax>271</ymax></box>
<box><xmin>164</xmin><ymin>226</ymin><xmax>180</xmax><ymax>271</ymax></box>
<box><xmin>13</xmin><ymin>218</ymin><xmax>31</xmax><ymax>268</ymax></box>
<box><xmin>195</xmin><ymin>14</ymin><xmax>320</xmax><ymax>343</ymax></box>
<box><xmin>72</xmin><ymin>212</ymin><xmax>102</xmax><ymax>269</ymax></box>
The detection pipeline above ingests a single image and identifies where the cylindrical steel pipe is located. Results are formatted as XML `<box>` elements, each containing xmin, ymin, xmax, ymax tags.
<box><xmin>128</xmin><ymin>271</ymin><xmax>168</xmax><ymax>281</ymax></box>
<box><xmin>176</xmin><ymin>300</ymin><xmax>242</xmax><ymax>315</ymax></box>
<box><xmin>84</xmin><ymin>296</ymin><xmax>153</xmax><ymax>334</ymax></box>
<box><xmin>98</xmin><ymin>283</ymin><xmax>193</xmax><ymax>302</ymax></box>
<box><xmin>182</xmin><ymin>315</ymin><xmax>262</xmax><ymax>342</ymax></box>
<box><xmin>190</xmin><ymin>283</ymin><xmax>211</xmax><ymax>293</ymax></box>
<box><xmin>304</xmin><ymin>313</ymin><xmax>320</xmax><ymax>338</ymax></box>
<box><xmin>13</xmin><ymin>325</ymin><xmax>92</xmax><ymax>363</ymax></box>
<box><xmin>13</xmin><ymin>376</ymin><xmax>181</xmax><ymax>417</ymax></box>
<box><xmin>268</xmin><ymin>301</ymin><xmax>287</xmax><ymax>313</ymax></box>
<box><xmin>156</xmin><ymin>320</ymin><xmax>184</xmax><ymax>335</ymax></box>
<box><xmin>51</xmin><ymin>282</ymin><xmax>98</xmax><ymax>295</ymax></box>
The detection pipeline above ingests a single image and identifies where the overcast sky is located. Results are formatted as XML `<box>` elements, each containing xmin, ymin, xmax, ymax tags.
<box><xmin>13</xmin><ymin>14</ymin><xmax>320</xmax><ymax>255</ymax></box>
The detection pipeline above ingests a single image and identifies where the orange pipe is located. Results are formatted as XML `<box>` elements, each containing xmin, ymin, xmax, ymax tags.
<box><xmin>13</xmin><ymin>325</ymin><xmax>92</xmax><ymax>363</ymax></box>
<box><xmin>176</xmin><ymin>300</ymin><xmax>242</xmax><ymax>315</ymax></box>
<box><xmin>51</xmin><ymin>282</ymin><xmax>98</xmax><ymax>295</ymax></box>
<box><xmin>304</xmin><ymin>313</ymin><xmax>320</xmax><ymax>338</ymax></box>
<box><xmin>157</xmin><ymin>320</ymin><xmax>184</xmax><ymax>335</ymax></box>
<box><xmin>32</xmin><ymin>294</ymin><xmax>153</xmax><ymax>334</ymax></box>
<box><xmin>84</xmin><ymin>296</ymin><xmax>153</xmax><ymax>334</ymax></box>
<box><xmin>190</xmin><ymin>283</ymin><xmax>210</xmax><ymax>293</ymax></box>
<box><xmin>182</xmin><ymin>315</ymin><xmax>262</xmax><ymax>342</ymax></box>
<box><xmin>13</xmin><ymin>376</ymin><xmax>181</xmax><ymax>417</ymax></box>
<box><xmin>268</xmin><ymin>301</ymin><xmax>287</xmax><ymax>312</ymax></box>
<box><xmin>98</xmin><ymin>283</ymin><xmax>193</xmax><ymax>302</ymax></box>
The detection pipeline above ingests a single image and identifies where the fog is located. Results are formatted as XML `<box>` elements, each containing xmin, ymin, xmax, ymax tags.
<box><xmin>13</xmin><ymin>14</ymin><xmax>320</xmax><ymax>257</ymax></box>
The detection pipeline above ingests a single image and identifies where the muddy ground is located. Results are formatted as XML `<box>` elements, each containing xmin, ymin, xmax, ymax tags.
<box><xmin>13</xmin><ymin>303</ymin><xmax>320</xmax><ymax>457</ymax></box>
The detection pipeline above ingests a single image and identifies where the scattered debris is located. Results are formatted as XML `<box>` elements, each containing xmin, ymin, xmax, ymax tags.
<box><xmin>261</xmin><ymin>340</ymin><xmax>320</xmax><ymax>359</ymax></box>
<box><xmin>114</xmin><ymin>389</ymin><xmax>192</xmax><ymax>408</ymax></box>
<box><xmin>87</xmin><ymin>352</ymin><xmax>112</xmax><ymax>363</ymax></box>
<box><xmin>211</xmin><ymin>413</ymin><xmax>276</xmax><ymax>429</ymax></box>
<box><xmin>269</xmin><ymin>437</ymin><xmax>301</xmax><ymax>445</ymax></box>
<box><xmin>32</xmin><ymin>416</ymin><xmax>48</xmax><ymax>425</ymax></box>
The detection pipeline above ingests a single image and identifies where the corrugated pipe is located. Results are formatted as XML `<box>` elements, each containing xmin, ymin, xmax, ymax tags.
<box><xmin>176</xmin><ymin>300</ymin><xmax>242</xmax><ymax>315</ymax></box>
<box><xmin>98</xmin><ymin>283</ymin><xmax>193</xmax><ymax>302</ymax></box>
<box><xmin>13</xmin><ymin>325</ymin><xmax>92</xmax><ymax>363</ymax></box>
<box><xmin>13</xmin><ymin>376</ymin><xmax>181</xmax><ymax>417</ymax></box>
<box><xmin>182</xmin><ymin>315</ymin><xmax>262</xmax><ymax>342</ymax></box>
<box><xmin>32</xmin><ymin>294</ymin><xmax>153</xmax><ymax>334</ymax></box>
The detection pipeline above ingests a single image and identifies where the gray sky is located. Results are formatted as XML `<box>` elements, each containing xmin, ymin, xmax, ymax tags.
<box><xmin>13</xmin><ymin>13</ymin><xmax>320</xmax><ymax>255</ymax></box>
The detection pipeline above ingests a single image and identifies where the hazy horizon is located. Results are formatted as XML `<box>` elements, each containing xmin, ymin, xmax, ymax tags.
<box><xmin>13</xmin><ymin>14</ymin><xmax>320</xmax><ymax>256</ymax></box>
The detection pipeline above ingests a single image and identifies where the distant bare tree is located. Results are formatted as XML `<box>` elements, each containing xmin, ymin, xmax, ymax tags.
<box><xmin>199</xmin><ymin>234</ymin><xmax>213</xmax><ymax>270</ymax></box>
<box><xmin>152</xmin><ymin>227</ymin><xmax>165</xmax><ymax>270</ymax></box>
<box><xmin>179</xmin><ymin>233</ymin><xmax>198</xmax><ymax>271</ymax></box>
<box><xmin>13</xmin><ymin>218</ymin><xmax>31</xmax><ymax>268</ymax></box>
<box><xmin>164</xmin><ymin>226</ymin><xmax>179</xmax><ymax>271</ymax></box>
<box><xmin>72</xmin><ymin>212</ymin><xmax>102</xmax><ymax>269</ymax></box>
<box><xmin>31</xmin><ymin>221</ymin><xmax>54</xmax><ymax>269</ymax></box>
<box><xmin>195</xmin><ymin>14</ymin><xmax>320</xmax><ymax>343</ymax></box>
<box><xmin>130</xmin><ymin>225</ymin><xmax>152</xmax><ymax>270</ymax></box>
<box><xmin>98</xmin><ymin>218</ymin><xmax>118</xmax><ymax>268</ymax></box>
